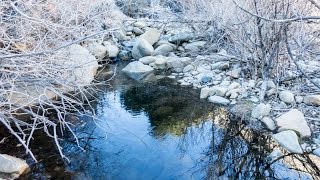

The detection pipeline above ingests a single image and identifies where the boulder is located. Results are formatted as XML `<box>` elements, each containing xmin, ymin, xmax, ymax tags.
<box><xmin>139</xmin><ymin>56</ymin><xmax>158</xmax><ymax>65</ymax></box>
<box><xmin>251</xmin><ymin>103</ymin><xmax>271</xmax><ymax>119</ymax></box>
<box><xmin>267</xmin><ymin>80</ymin><xmax>276</xmax><ymax>89</ymax></box>
<box><xmin>61</xmin><ymin>44</ymin><xmax>98</xmax><ymax>84</ymax></box>
<box><xmin>313</xmin><ymin>148</ymin><xmax>320</xmax><ymax>157</ymax></box>
<box><xmin>86</xmin><ymin>42</ymin><xmax>107</xmax><ymax>59</ymax></box>
<box><xmin>200</xmin><ymin>73</ymin><xmax>213</xmax><ymax>83</ymax></box>
<box><xmin>153</xmin><ymin>57</ymin><xmax>167</xmax><ymax>70</ymax></box>
<box><xmin>212</xmin><ymin>86</ymin><xmax>228</xmax><ymax>97</ymax></box>
<box><xmin>183</xmin><ymin>41</ymin><xmax>206</xmax><ymax>51</ymax></box>
<box><xmin>166</xmin><ymin>57</ymin><xmax>185</xmax><ymax>73</ymax></box>
<box><xmin>122</xmin><ymin>61</ymin><xmax>154</xmax><ymax>81</ymax></box>
<box><xmin>220</xmin><ymin>80</ymin><xmax>231</xmax><ymax>87</ymax></box>
<box><xmin>168</xmin><ymin>32</ymin><xmax>194</xmax><ymax>43</ymax></box>
<box><xmin>140</xmin><ymin>28</ymin><xmax>160</xmax><ymax>45</ymax></box>
<box><xmin>183</xmin><ymin>64</ymin><xmax>194</xmax><ymax>73</ymax></box>
<box><xmin>274</xmin><ymin>109</ymin><xmax>311</xmax><ymax>137</ymax></box>
<box><xmin>279</xmin><ymin>90</ymin><xmax>294</xmax><ymax>104</ymax></box>
<box><xmin>208</xmin><ymin>96</ymin><xmax>230</xmax><ymax>105</ymax></box>
<box><xmin>272</xmin><ymin>130</ymin><xmax>303</xmax><ymax>154</ymax></box>
<box><xmin>133</xmin><ymin>21</ymin><xmax>146</xmax><ymax>28</ymax></box>
<box><xmin>248</xmin><ymin>80</ymin><xmax>256</xmax><ymax>88</ymax></box>
<box><xmin>226</xmin><ymin>68</ymin><xmax>241</xmax><ymax>78</ymax></box>
<box><xmin>226</xmin><ymin>88</ymin><xmax>240</xmax><ymax>97</ymax></box>
<box><xmin>200</xmin><ymin>87</ymin><xmax>215</xmax><ymax>99</ymax></box>
<box><xmin>303</xmin><ymin>95</ymin><xmax>320</xmax><ymax>106</ymax></box>
<box><xmin>103</xmin><ymin>41</ymin><xmax>120</xmax><ymax>58</ymax></box>
<box><xmin>211</xmin><ymin>62</ymin><xmax>230</xmax><ymax>71</ymax></box>
<box><xmin>132</xmin><ymin>38</ymin><xmax>154</xmax><ymax>60</ymax></box>
<box><xmin>154</xmin><ymin>44</ymin><xmax>175</xmax><ymax>56</ymax></box>
<box><xmin>0</xmin><ymin>154</ymin><xmax>29</xmax><ymax>179</ymax></box>
<box><xmin>261</xmin><ymin>117</ymin><xmax>276</xmax><ymax>131</ymax></box>
<box><xmin>229</xmin><ymin>92</ymin><xmax>238</xmax><ymax>99</ymax></box>
<box><xmin>266</xmin><ymin>149</ymin><xmax>283</xmax><ymax>162</ymax></box>
<box><xmin>295</xmin><ymin>96</ymin><xmax>304</xmax><ymax>103</ymax></box>
<box><xmin>133</xmin><ymin>27</ymin><xmax>144</xmax><ymax>35</ymax></box>
<box><xmin>227</xmin><ymin>82</ymin><xmax>241</xmax><ymax>91</ymax></box>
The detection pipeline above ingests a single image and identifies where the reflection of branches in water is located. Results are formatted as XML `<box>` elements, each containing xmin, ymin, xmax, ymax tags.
<box><xmin>195</xmin><ymin>117</ymin><xmax>320</xmax><ymax>179</ymax></box>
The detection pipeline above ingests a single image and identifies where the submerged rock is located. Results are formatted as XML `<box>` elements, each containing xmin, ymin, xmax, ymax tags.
<box><xmin>208</xmin><ymin>96</ymin><xmax>230</xmax><ymax>105</ymax></box>
<box><xmin>122</xmin><ymin>61</ymin><xmax>154</xmax><ymax>81</ymax></box>
<box><xmin>0</xmin><ymin>154</ymin><xmax>29</xmax><ymax>179</ymax></box>
<box><xmin>272</xmin><ymin>130</ymin><xmax>303</xmax><ymax>154</ymax></box>
<box><xmin>274</xmin><ymin>109</ymin><xmax>311</xmax><ymax>137</ymax></box>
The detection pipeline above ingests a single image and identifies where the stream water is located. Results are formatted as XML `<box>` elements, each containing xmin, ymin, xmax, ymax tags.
<box><xmin>59</xmin><ymin>66</ymin><xmax>317</xmax><ymax>180</ymax></box>
<box><xmin>2</xmin><ymin>64</ymin><xmax>319</xmax><ymax>179</ymax></box>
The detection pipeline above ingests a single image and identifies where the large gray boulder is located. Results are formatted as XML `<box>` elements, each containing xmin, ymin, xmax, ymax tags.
<box><xmin>132</xmin><ymin>38</ymin><xmax>154</xmax><ymax>60</ymax></box>
<box><xmin>122</xmin><ymin>61</ymin><xmax>154</xmax><ymax>81</ymax></box>
<box><xmin>61</xmin><ymin>44</ymin><xmax>98</xmax><ymax>84</ymax></box>
<box><xmin>0</xmin><ymin>154</ymin><xmax>29</xmax><ymax>179</ymax></box>
<box><xmin>272</xmin><ymin>130</ymin><xmax>303</xmax><ymax>154</ymax></box>
<box><xmin>140</xmin><ymin>28</ymin><xmax>160</xmax><ymax>45</ymax></box>
<box><xmin>274</xmin><ymin>109</ymin><xmax>311</xmax><ymax>137</ymax></box>
<box><xmin>154</xmin><ymin>44</ymin><xmax>175</xmax><ymax>56</ymax></box>
<box><xmin>303</xmin><ymin>95</ymin><xmax>320</xmax><ymax>106</ymax></box>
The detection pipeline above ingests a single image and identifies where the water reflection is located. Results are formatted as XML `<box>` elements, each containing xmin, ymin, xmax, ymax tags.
<box><xmin>61</xmin><ymin>77</ymin><xmax>320</xmax><ymax>180</ymax></box>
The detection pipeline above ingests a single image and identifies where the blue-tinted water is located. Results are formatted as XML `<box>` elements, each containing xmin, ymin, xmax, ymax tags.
<box><xmin>60</xmin><ymin>70</ymin><xmax>319</xmax><ymax>180</ymax></box>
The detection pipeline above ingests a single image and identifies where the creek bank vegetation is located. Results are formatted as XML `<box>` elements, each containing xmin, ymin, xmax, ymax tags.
<box><xmin>1</xmin><ymin>0</ymin><xmax>320</xmax><ymax>179</ymax></box>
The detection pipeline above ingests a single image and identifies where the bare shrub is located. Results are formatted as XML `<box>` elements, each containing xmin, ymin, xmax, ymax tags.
<box><xmin>0</xmin><ymin>0</ymin><xmax>125</xmax><ymax>162</ymax></box>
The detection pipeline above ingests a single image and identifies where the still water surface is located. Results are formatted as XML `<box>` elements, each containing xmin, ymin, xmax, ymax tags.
<box><xmin>61</xmin><ymin>71</ymin><xmax>317</xmax><ymax>180</ymax></box>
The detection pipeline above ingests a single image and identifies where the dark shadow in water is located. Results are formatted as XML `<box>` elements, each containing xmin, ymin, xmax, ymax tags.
<box><xmin>120</xmin><ymin>78</ymin><xmax>214</xmax><ymax>137</ymax></box>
